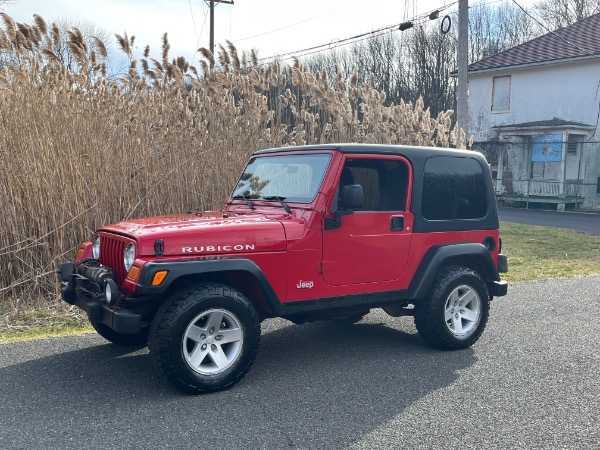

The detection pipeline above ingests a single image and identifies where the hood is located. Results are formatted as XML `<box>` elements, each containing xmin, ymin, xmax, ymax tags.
<box><xmin>98</xmin><ymin>212</ymin><xmax>286</xmax><ymax>257</ymax></box>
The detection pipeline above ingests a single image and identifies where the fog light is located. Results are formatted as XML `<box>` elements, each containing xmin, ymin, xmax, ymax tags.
<box><xmin>104</xmin><ymin>279</ymin><xmax>120</xmax><ymax>305</ymax></box>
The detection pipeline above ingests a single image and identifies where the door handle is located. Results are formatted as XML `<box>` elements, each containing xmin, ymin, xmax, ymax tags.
<box><xmin>391</xmin><ymin>216</ymin><xmax>404</xmax><ymax>231</ymax></box>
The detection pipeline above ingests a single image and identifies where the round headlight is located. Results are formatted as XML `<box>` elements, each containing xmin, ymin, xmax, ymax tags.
<box><xmin>124</xmin><ymin>242</ymin><xmax>135</xmax><ymax>272</ymax></box>
<box><xmin>92</xmin><ymin>235</ymin><xmax>101</xmax><ymax>259</ymax></box>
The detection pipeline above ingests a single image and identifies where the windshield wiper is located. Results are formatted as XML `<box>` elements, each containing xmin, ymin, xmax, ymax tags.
<box><xmin>262</xmin><ymin>196</ymin><xmax>291</xmax><ymax>213</ymax></box>
<box><xmin>232</xmin><ymin>194</ymin><xmax>255</xmax><ymax>210</ymax></box>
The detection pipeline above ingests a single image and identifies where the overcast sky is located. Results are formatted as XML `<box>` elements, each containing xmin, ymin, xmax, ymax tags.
<box><xmin>2</xmin><ymin>0</ymin><xmax>536</xmax><ymax>68</ymax></box>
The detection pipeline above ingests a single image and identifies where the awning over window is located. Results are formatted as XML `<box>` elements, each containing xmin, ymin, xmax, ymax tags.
<box><xmin>493</xmin><ymin>118</ymin><xmax>595</xmax><ymax>136</ymax></box>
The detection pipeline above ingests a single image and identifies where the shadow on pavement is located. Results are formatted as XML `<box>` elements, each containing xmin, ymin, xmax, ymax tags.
<box><xmin>0</xmin><ymin>319</ymin><xmax>477</xmax><ymax>449</ymax></box>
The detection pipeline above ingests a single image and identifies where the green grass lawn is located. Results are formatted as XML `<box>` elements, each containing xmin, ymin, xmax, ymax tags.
<box><xmin>0</xmin><ymin>309</ymin><xmax>92</xmax><ymax>344</ymax></box>
<box><xmin>500</xmin><ymin>222</ymin><xmax>600</xmax><ymax>283</ymax></box>
<box><xmin>2</xmin><ymin>222</ymin><xmax>600</xmax><ymax>343</ymax></box>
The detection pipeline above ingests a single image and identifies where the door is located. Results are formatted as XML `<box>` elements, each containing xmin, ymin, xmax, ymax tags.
<box><xmin>322</xmin><ymin>156</ymin><xmax>413</xmax><ymax>286</ymax></box>
<box><xmin>565</xmin><ymin>135</ymin><xmax>583</xmax><ymax>180</ymax></box>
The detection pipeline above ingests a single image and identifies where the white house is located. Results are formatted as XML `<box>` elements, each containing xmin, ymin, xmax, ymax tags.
<box><xmin>467</xmin><ymin>13</ymin><xmax>600</xmax><ymax>211</ymax></box>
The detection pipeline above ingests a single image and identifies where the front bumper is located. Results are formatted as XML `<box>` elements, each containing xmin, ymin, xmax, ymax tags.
<box><xmin>59</xmin><ymin>261</ymin><xmax>142</xmax><ymax>334</ymax></box>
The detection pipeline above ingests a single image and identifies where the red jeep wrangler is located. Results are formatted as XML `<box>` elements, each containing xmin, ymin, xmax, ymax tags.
<box><xmin>59</xmin><ymin>144</ymin><xmax>508</xmax><ymax>393</ymax></box>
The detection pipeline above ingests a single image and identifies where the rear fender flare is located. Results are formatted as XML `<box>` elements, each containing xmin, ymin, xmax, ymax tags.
<box><xmin>407</xmin><ymin>243</ymin><xmax>500</xmax><ymax>300</ymax></box>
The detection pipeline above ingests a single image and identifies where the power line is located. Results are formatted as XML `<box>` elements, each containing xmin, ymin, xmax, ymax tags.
<box><xmin>273</xmin><ymin>28</ymin><xmax>397</xmax><ymax>64</ymax></box>
<box><xmin>189</xmin><ymin>0</ymin><xmax>199</xmax><ymax>44</ymax></box>
<box><xmin>191</xmin><ymin>1</ymin><xmax>210</xmax><ymax>65</ymax></box>
<box><xmin>469</xmin><ymin>0</ymin><xmax>505</xmax><ymax>9</ymax></box>
<box><xmin>234</xmin><ymin>6</ymin><xmax>344</xmax><ymax>43</ymax></box>
<box><xmin>260</xmin><ymin>24</ymin><xmax>397</xmax><ymax>62</ymax></box>
<box><xmin>199</xmin><ymin>5</ymin><xmax>209</xmax><ymax>42</ymax></box>
<box><xmin>255</xmin><ymin>2</ymin><xmax>458</xmax><ymax>65</ymax></box>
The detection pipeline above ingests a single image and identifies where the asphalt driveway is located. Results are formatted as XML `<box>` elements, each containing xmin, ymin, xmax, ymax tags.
<box><xmin>1</xmin><ymin>275</ymin><xmax>599</xmax><ymax>449</ymax></box>
<box><xmin>499</xmin><ymin>206</ymin><xmax>600</xmax><ymax>234</ymax></box>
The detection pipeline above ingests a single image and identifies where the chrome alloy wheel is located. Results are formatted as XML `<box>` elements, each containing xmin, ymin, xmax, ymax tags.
<box><xmin>444</xmin><ymin>284</ymin><xmax>482</xmax><ymax>338</ymax></box>
<box><xmin>182</xmin><ymin>308</ymin><xmax>243</xmax><ymax>375</ymax></box>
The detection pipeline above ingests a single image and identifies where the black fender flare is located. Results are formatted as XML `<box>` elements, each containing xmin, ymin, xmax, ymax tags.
<box><xmin>135</xmin><ymin>257</ymin><xmax>283</xmax><ymax>314</ymax></box>
<box><xmin>406</xmin><ymin>243</ymin><xmax>500</xmax><ymax>300</ymax></box>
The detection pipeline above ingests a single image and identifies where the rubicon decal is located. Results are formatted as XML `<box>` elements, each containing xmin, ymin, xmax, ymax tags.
<box><xmin>182</xmin><ymin>244</ymin><xmax>255</xmax><ymax>253</ymax></box>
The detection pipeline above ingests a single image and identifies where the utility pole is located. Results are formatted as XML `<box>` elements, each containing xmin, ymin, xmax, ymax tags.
<box><xmin>209</xmin><ymin>0</ymin><xmax>234</xmax><ymax>55</ymax></box>
<box><xmin>457</xmin><ymin>0</ymin><xmax>469</xmax><ymax>148</ymax></box>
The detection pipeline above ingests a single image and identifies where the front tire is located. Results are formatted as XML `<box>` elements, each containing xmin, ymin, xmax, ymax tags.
<box><xmin>414</xmin><ymin>266</ymin><xmax>489</xmax><ymax>350</ymax></box>
<box><xmin>149</xmin><ymin>283</ymin><xmax>260</xmax><ymax>394</ymax></box>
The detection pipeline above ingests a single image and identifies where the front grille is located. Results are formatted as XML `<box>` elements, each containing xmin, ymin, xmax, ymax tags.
<box><xmin>98</xmin><ymin>233</ymin><xmax>130</xmax><ymax>286</ymax></box>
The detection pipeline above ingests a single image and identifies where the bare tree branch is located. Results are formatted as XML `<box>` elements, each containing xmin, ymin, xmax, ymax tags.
<box><xmin>532</xmin><ymin>0</ymin><xmax>600</xmax><ymax>30</ymax></box>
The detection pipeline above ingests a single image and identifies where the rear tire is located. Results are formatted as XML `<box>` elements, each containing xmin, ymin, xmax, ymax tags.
<box><xmin>149</xmin><ymin>283</ymin><xmax>260</xmax><ymax>394</ymax></box>
<box><xmin>91</xmin><ymin>321</ymin><xmax>149</xmax><ymax>346</ymax></box>
<box><xmin>414</xmin><ymin>266</ymin><xmax>489</xmax><ymax>350</ymax></box>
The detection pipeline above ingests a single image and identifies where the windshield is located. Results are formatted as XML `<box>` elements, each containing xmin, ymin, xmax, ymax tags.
<box><xmin>232</xmin><ymin>153</ymin><xmax>332</xmax><ymax>203</ymax></box>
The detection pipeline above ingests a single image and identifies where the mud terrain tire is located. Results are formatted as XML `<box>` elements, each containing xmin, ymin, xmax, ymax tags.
<box><xmin>149</xmin><ymin>283</ymin><xmax>261</xmax><ymax>394</ymax></box>
<box><xmin>414</xmin><ymin>266</ymin><xmax>489</xmax><ymax>350</ymax></box>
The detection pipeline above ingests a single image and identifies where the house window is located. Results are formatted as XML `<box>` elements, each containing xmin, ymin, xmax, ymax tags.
<box><xmin>567</xmin><ymin>135</ymin><xmax>581</xmax><ymax>156</ymax></box>
<box><xmin>492</xmin><ymin>76</ymin><xmax>511</xmax><ymax>112</ymax></box>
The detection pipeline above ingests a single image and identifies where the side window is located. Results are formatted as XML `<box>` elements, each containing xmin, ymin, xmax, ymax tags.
<box><xmin>335</xmin><ymin>159</ymin><xmax>408</xmax><ymax>212</ymax></box>
<box><xmin>422</xmin><ymin>157</ymin><xmax>488</xmax><ymax>220</ymax></box>
<box><xmin>348</xmin><ymin>166</ymin><xmax>380</xmax><ymax>210</ymax></box>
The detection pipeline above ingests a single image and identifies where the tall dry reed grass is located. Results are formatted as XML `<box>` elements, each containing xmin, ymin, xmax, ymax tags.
<box><xmin>0</xmin><ymin>12</ymin><xmax>465</xmax><ymax>311</ymax></box>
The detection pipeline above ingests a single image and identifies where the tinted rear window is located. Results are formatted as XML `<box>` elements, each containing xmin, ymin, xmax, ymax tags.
<box><xmin>422</xmin><ymin>156</ymin><xmax>488</xmax><ymax>220</ymax></box>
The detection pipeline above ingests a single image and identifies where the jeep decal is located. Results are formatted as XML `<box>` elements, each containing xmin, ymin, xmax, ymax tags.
<box><xmin>182</xmin><ymin>244</ymin><xmax>255</xmax><ymax>253</ymax></box>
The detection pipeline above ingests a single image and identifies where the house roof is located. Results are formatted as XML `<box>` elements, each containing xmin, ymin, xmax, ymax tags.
<box><xmin>468</xmin><ymin>13</ymin><xmax>600</xmax><ymax>73</ymax></box>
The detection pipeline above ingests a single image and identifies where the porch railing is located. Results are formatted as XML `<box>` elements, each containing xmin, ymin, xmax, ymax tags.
<box><xmin>527</xmin><ymin>180</ymin><xmax>561</xmax><ymax>196</ymax></box>
<box><xmin>494</xmin><ymin>178</ymin><xmax>593</xmax><ymax>208</ymax></box>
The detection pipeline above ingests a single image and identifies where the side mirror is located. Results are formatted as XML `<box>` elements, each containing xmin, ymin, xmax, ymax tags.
<box><xmin>340</xmin><ymin>184</ymin><xmax>364</xmax><ymax>210</ymax></box>
<box><xmin>325</xmin><ymin>184</ymin><xmax>364</xmax><ymax>230</ymax></box>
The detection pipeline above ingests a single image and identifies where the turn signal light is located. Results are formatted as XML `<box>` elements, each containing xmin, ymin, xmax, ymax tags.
<box><xmin>152</xmin><ymin>271</ymin><xmax>168</xmax><ymax>286</ymax></box>
<box><xmin>127</xmin><ymin>265</ymin><xmax>140</xmax><ymax>280</ymax></box>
